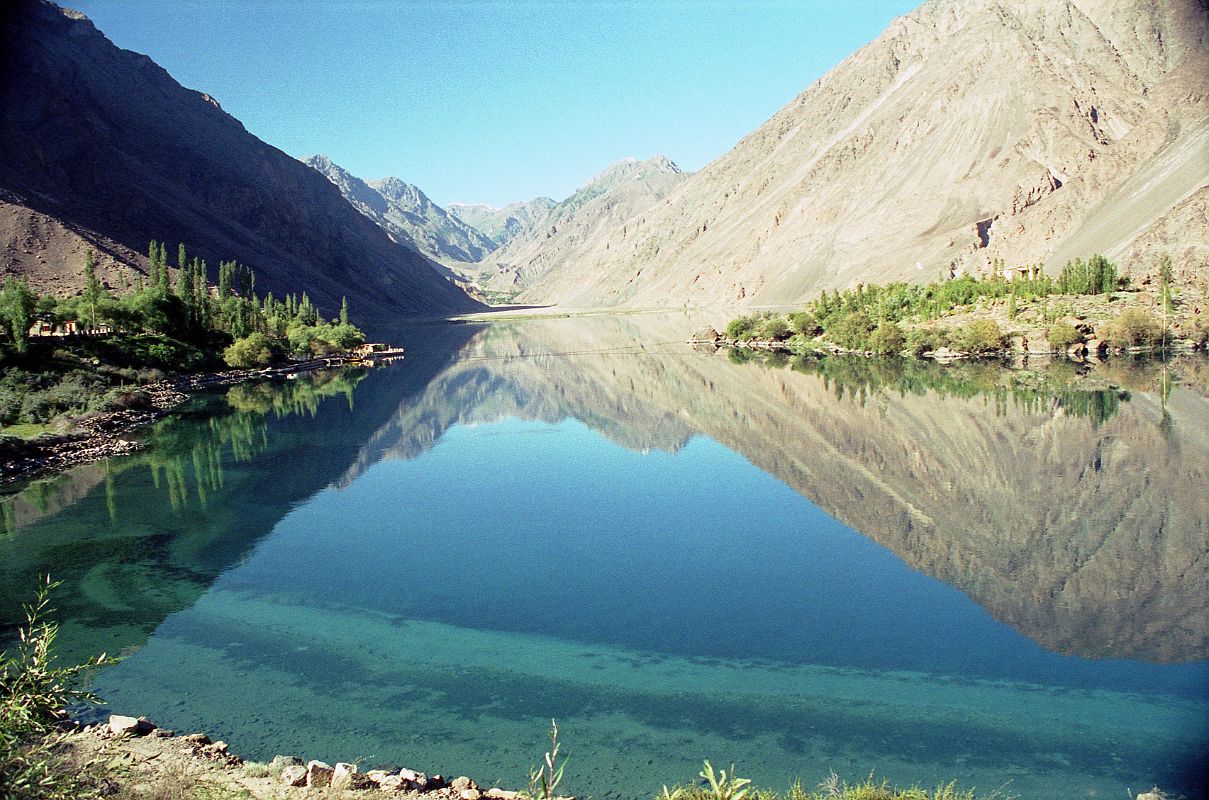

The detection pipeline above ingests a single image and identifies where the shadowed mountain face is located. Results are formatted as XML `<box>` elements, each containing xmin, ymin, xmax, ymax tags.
<box><xmin>446</xmin><ymin>198</ymin><xmax>556</xmax><ymax>250</ymax></box>
<box><xmin>522</xmin><ymin>0</ymin><xmax>1209</xmax><ymax>309</ymax></box>
<box><xmin>486</xmin><ymin>155</ymin><xmax>688</xmax><ymax>297</ymax></box>
<box><xmin>0</xmin><ymin>1</ymin><xmax>482</xmax><ymax>328</ymax></box>
<box><xmin>352</xmin><ymin>317</ymin><xmax>1209</xmax><ymax>663</ymax></box>
<box><xmin>303</xmin><ymin>155</ymin><xmax>497</xmax><ymax>265</ymax></box>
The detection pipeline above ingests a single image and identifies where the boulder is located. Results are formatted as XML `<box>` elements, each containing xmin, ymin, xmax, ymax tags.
<box><xmin>181</xmin><ymin>733</ymin><xmax>212</xmax><ymax>745</ymax></box>
<box><xmin>400</xmin><ymin>769</ymin><xmax>431</xmax><ymax>791</ymax></box>
<box><xmin>332</xmin><ymin>762</ymin><xmax>359</xmax><ymax>790</ymax></box>
<box><xmin>691</xmin><ymin>326</ymin><xmax>720</xmax><ymax>343</ymax></box>
<box><xmin>429</xmin><ymin>775</ymin><xmax>449</xmax><ymax>790</ymax></box>
<box><xmin>461</xmin><ymin>790</ymin><xmax>483</xmax><ymax>800</ymax></box>
<box><xmin>484</xmin><ymin>790</ymin><xmax>521</xmax><ymax>800</ymax></box>
<box><xmin>1086</xmin><ymin>337</ymin><xmax>1105</xmax><ymax>353</ymax></box>
<box><xmin>280</xmin><ymin>765</ymin><xmax>307</xmax><ymax>787</ymax></box>
<box><xmin>271</xmin><ymin>755</ymin><xmax>303</xmax><ymax>769</ymax></box>
<box><xmin>366</xmin><ymin>769</ymin><xmax>393</xmax><ymax>785</ymax></box>
<box><xmin>1067</xmin><ymin>342</ymin><xmax>1088</xmax><ymax>357</ymax></box>
<box><xmin>1137</xmin><ymin>791</ymin><xmax>1167</xmax><ymax>800</ymax></box>
<box><xmin>108</xmin><ymin>715</ymin><xmax>156</xmax><ymax>736</ymax></box>
<box><xmin>306</xmin><ymin>760</ymin><xmax>334</xmax><ymax>788</ymax></box>
<box><xmin>451</xmin><ymin>777</ymin><xmax>478</xmax><ymax>792</ymax></box>
<box><xmin>376</xmin><ymin>775</ymin><xmax>405</xmax><ymax>791</ymax></box>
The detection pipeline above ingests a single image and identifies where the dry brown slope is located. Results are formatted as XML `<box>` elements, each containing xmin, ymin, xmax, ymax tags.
<box><xmin>521</xmin><ymin>0</ymin><xmax>1209</xmax><ymax>309</ymax></box>
<box><xmin>484</xmin><ymin>156</ymin><xmax>688</xmax><ymax>295</ymax></box>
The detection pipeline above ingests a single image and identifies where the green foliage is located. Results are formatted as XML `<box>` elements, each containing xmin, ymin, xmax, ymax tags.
<box><xmin>526</xmin><ymin>720</ymin><xmax>566</xmax><ymax>800</ymax></box>
<box><xmin>1</xmin><ymin>578</ymin><xmax>115</xmax><ymax>800</ymax></box>
<box><xmin>787</xmin><ymin>311</ymin><xmax>819</xmax><ymax>337</ymax></box>
<box><xmin>951</xmin><ymin>320</ymin><xmax>1005</xmax><ymax>354</ymax></box>
<box><xmin>905</xmin><ymin>327</ymin><xmax>949</xmax><ymax>357</ymax></box>
<box><xmin>726</xmin><ymin>317</ymin><xmax>756</xmax><ymax>340</ymax></box>
<box><xmin>0</xmin><ymin>277</ymin><xmax>37</xmax><ymax>354</ymax></box>
<box><xmin>223</xmin><ymin>332</ymin><xmax>276</xmax><ymax>369</ymax></box>
<box><xmin>1046</xmin><ymin>322</ymin><xmax>1081</xmax><ymax>350</ymax></box>
<box><xmin>656</xmin><ymin>769</ymin><xmax>999</xmax><ymax>800</ymax></box>
<box><xmin>757</xmin><ymin>317</ymin><xmax>792</xmax><ymax>342</ymax></box>
<box><xmin>1100</xmin><ymin>307</ymin><xmax>1164</xmax><ymax>348</ymax></box>
<box><xmin>827</xmin><ymin>311</ymin><xmax>875</xmax><ymax>351</ymax></box>
<box><xmin>868</xmin><ymin>321</ymin><xmax>906</xmax><ymax>355</ymax></box>
<box><xmin>1056</xmin><ymin>254</ymin><xmax>1117</xmax><ymax>295</ymax></box>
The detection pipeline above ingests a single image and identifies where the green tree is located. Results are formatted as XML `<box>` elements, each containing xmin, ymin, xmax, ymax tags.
<box><xmin>868</xmin><ymin>321</ymin><xmax>906</xmax><ymax>355</ymax></box>
<box><xmin>83</xmin><ymin>249</ymin><xmax>102</xmax><ymax>328</ymax></box>
<box><xmin>0</xmin><ymin>277</ymin><xmax>38</xmax><ymax>353</ymax></box>
<box><xmin>340</xmin><ymin>296</ymin><xmax>349</xmax><ymax>326</ymax></box>
<box><xmin>223</xmin><ymin>332</ymin><xmax>276</xmax><ymax>368</ymax></box>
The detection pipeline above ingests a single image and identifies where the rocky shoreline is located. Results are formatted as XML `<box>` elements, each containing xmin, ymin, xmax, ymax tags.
<box><xmin>66</xmin><ymin>713</ymin><xmax>550</xmax><ymax>799</ymax></box>
<box><xmin>0</xmin><ymin>360</ymin><xmax>369</xmax><ymax>486</ymax></box>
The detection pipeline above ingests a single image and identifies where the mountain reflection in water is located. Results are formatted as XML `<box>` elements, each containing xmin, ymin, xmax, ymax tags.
<box><xmin>1</xmin><ymin>313</ymin><xmax>1206</xmax><ymax>800</ymax></box>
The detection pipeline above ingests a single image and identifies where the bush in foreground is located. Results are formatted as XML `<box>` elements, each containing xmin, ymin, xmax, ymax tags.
<box><xmin>951</xmin><ymin>320</ymin><xmax>1005</xmax><ymax>354</ymax></box>
<box><xmin>1</xmin><ymin>578</ymin><xmax>114</xmax><ymax>800</ymax></box>
<box><xmin>1046</xmin><ymin>322</ymin><xmax>1082</xmax><ymax>351</ymax></box>
<box><xmin>658</xmin><ymin>762</ymin><xmax>1008</xmax><ymax>800</ymax></box>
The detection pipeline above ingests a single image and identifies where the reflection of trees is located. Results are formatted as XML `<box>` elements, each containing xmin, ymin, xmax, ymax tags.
<box><xmin>775</xmin><ymin>353</ymin><xmax>1130</xmax><ymax>428</ymax></box>
<box><xmin>1</xmin><ymin>369</ymin><xmax>369</xmax><ymax>527</ymax></box>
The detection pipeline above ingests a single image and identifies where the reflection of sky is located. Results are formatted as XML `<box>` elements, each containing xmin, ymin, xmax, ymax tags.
<box><xmin>220</xmin><ymin>417</ymin><xmax>1209</xmax><ymax>699</ymax></box>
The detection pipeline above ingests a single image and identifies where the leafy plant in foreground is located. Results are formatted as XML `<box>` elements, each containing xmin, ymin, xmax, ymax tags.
<box><xmin>527</xmin><ymin>719</ymin><xmax>566</xmax><ymax>800</ymax></box>
<box><xmin>1</xmin><ymin>577</ymin><xmax>115</xmax><ymax>800</ymax></box>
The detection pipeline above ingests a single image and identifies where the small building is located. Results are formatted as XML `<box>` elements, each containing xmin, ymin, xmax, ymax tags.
<box><xmin>352</xmin><ymin>343</ymin><xmax>390</xmax><ymax>357</ymax></box>
<box><xmin>1003</xmin><ymin>265</ymin><xmax>1042</xmax><ymax>282</ymax></box>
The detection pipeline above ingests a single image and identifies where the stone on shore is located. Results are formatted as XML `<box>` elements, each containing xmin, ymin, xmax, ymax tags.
<box><xmin>485</xmin><ymin>789</ymin><xmax>521</xmax><ymax>800</ymax></box>
<box><xmin>451</xmin><ymin>776</ymin><xmax>478</xmax><ymax>792</ymax></box>
<box><xmin>108</xmin><ymin>715</ymin><xmax>156</xmax><ymax>736</ymax></box>
<box><xmin>306</xmin><ymin>760</ymin><xmax>334</xmax><ymax>788</ymax></box>
<box><xmin>280</xmin><ymin>764</ymin><xmax>307</xmax><ymax>787</ymax></box>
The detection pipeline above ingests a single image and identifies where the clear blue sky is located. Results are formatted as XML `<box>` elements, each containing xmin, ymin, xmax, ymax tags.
<box><xmin>73</xmin><ymin>1</ymin><xmax>920</xmax><ymax>208</ymax></box>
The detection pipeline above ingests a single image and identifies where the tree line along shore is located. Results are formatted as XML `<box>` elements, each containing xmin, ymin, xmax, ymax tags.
<box><xmin>714</xmin><ymin>255</ymin><xmax>1207</xmax><ymax>360</ymax></box>
<box><xmin>0</xmin><ymin>241</ymin><xmax>369</xmax><ymax>441</ymax></box>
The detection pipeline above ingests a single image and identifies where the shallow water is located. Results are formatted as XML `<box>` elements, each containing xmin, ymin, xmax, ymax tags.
<box><xmin>2</xmin><ymin>316</ymin><xmax>1207</xmax><ymax>799</ymax></box>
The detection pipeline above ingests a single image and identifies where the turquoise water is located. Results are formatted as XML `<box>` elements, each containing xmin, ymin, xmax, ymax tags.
<box><xmin>2</xmin><ymin>318</ymin><xmax>1207</xmax><ymax>799</ymax></box>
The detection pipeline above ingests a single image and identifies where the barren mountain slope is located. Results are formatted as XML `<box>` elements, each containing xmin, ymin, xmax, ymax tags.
<box><xmin>447</xmin><ymin>198</ymin><xmax>556</xmax><ymax>249</ymax></box>
<box><xmin>303</xmin><ymin>155</ymin><xmax>497</xmax><ymax>264</ymax></box>
<box><xmin>484</xmin><ymin>155</ymin><xmax>688</xmax><ymax>295</ymax></box>
<box><xmin>350</xmin><ymin>316</ymin><xmax>1209</xmax><ymax>662</ymax></box>
<box><xmin>0</xmin><ymin>1</ymin><xmax>481</xmax><ymax>328</ymax></box>
<box><xmin>520</xmin><ymin>0</ymin><xmax>1209</xmax><ymax>309</ymax></box>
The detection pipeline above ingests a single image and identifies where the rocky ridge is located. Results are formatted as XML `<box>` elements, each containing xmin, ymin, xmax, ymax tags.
<box><xmin>447</xmin><ymin>198</ymin><xmax>557</xmax><ymax>250</ymax></box>
<box><xmin>0</xmin><ymin>1</ymin><xmax>482</xmax><ymax>329</ymax></box>
<box><xmin>517</xmin><ymin>0</ymin><xmax>1209</xmax><ymax>309</ymax></box>
<box><xmin>482</xmin><ymin>155</ymin><xmax>689</xmax><ymax>297</ymax></box>
<box><xmin>304</xmin><ymin>155</ymin><xmax>498</xmax><ymax>265</ymax></box>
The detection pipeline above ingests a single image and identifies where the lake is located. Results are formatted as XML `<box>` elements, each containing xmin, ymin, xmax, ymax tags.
<box><xmin>2</xmin><ymin>315</ymin><xmax>1207</xmax><ymax>800</ymax></box>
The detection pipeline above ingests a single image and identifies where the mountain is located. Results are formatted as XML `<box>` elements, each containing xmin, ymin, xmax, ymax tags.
<box><xmin>518</xmin><ymin>0</ymin><xmax>1209</xmax><ymax>309</ymax></box>
<box><xmin>303</xmin><ymin>155</ymin><xmax>497</xmax><ymax>264</ymax></box>
<box><xmin>0</xmin><ymin>0</ymin><xmax>482</xmax><ymax>330</ymax></box>
<box><xmin>447</xmin><ymin>198</ymin><xmax>556</xmax><ymax>250</ymax></box>
<box><xmin>482</xmin><ymin>155</ymin><xmax>689</xmax><ymax>297</ymax></box>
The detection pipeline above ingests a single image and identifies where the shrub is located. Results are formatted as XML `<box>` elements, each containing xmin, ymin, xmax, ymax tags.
<box><xmin>787</xmin><ymin>311</ymin><xmax>820</xmax><ymax>337</ymax></box>
<box><xmin>725</xmin><ymin>317</ymin><xmax>756</xmax><ymax>340</ymax></box>
<box><xmin>952</xmin><ymin>319</ymin><xmax>1005</xmax><ymax>354</ymax></box>
<box><xmin>223</xmin><ymin>332</ymin><xmax>275</xmax><ymax>368</ymax></box>
<box><xmin>1046</xmin><ymin>322</ymin><xmax>1082</xmax><ymax>350</ymax></box>
<box><xmin>1</xmin><ymin>578</ymin><xmax>114</xmax><ymax>800</ymax></box>
<box><xmin>757</xmin><ymin>317</ymin><xmax>791</xmax><ymax>341</ymax></box>
<box><xmin>827</xmin><ymin>311</ymin><xmax>875</xmax><ymax>350</ymax></box>
<box><xmin>868</xmin><ymin>321</ymin><xmax>906</xmax><ymax>355</ymax></box>
<box><xmin>1100</xmin><ymin>307</ymin><xmax>1163</xmax><ymax>348</ymax></box>
<box><xmin>905</xmin><ymin>327</ymin><xmax>949</xmax><ymax>357</ymax></box>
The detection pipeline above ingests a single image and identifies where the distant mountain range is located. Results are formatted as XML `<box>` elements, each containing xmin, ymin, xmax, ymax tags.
<box><xmin>480</xmin><ymin>155</ymin><xmax>689</xmax><ymax>298</ymax></box>
<box><xmin>447</xmin><ymin>199</ymin><xmax>556</xmax><ymax>250</ymax></box>
<box><xmin>303</xmin><ymin>155</ymin><xmax>496</xmax><ymax>265</ymax></box>
<box><xmin>513</xmin><ymin>0</ymin><xmax>1209</xmax><ymax>309</ymax></box>
<box><xmin>0</xmin><ymin>0</ymin><xmax>482</xmax><ymax>329</ymax></box>
<box><xmin>4</xmin><ymin>0</ymin><xmax>1205</xmax><ymax>319</ymax></box>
